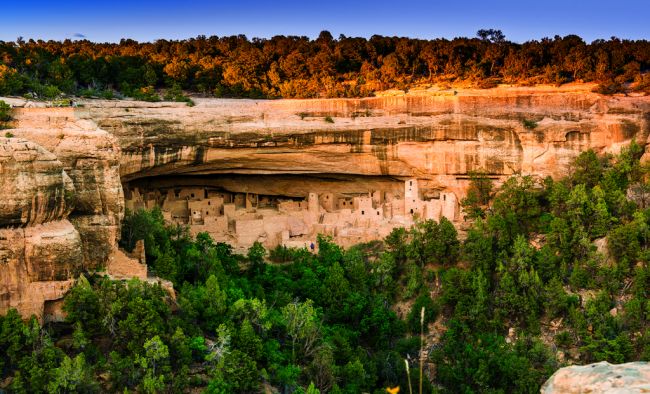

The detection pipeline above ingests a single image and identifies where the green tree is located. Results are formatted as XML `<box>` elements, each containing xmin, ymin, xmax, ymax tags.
<box><xmin>282</xmin><ymin>299</ymin><xmax>321</xmax><ymax>361</ymax></box>
<box><xmin>48</xmin><ymin>354</ymin><xmax>99</xmax><ymax>393</ymax></box>
<box><xmin>0</xmin><ymin>100</ymin><xmax>11</xmax><ymax>122</ymax></box>
<box><xmin>139</xmin><ymin>335</ymin><xmax>170</xmax><ymax>393</ymax></box>
<box><xmin>461</xmin><ymin>169</ymin><xmax>494</xmax><ymax>219</ymax></box>
<box><xmin>247</xmin><ymin>241</ymin><xmax>266</xmax><ymax>275</ymax></box>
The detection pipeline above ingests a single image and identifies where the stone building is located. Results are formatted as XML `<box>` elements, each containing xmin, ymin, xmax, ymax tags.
<box><xmin>123</xmin><ymin>178</ymin><xmax>459</xmax><ymax>251</ymax></box>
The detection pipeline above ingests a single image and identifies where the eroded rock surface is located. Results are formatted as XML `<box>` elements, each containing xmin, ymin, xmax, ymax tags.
<box><xmin>80</xmin><ymin>86</ymin><xmax>649</xmax><ymax>201</ymax></box>
<box><xmin>81</xmin><ymin>86</ymin><xmax>649</xmax><ymax>249</ymax></box>
<box><xmin>0</xmin><ymin>138</ymin><xmax>73</xmax><ymax>226</ymax></box>
<box><xmin>0</xmin><ymin>138</ymin><xmax>82</xmax><ymax>319</ymax></box>
<box><xmin>541</xmin><ymin>361</ymin><xmax>650</xmax><ymax>393</ymax></box>
<box><xmin>1</xmin><ymin>85</ymin><xmax>649</xmax><ymax>317</ymax></box>
<box><xmin>0</xmin><ymin>108</ymin><xmax>125</xmax><ymax>320</ymax></box>
<box><xmin>8</xmin><ymin>108</ymin><xmax>124</xmax><ymax>270</ymax></box>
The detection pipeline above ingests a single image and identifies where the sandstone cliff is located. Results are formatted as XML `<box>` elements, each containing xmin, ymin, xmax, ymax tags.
<box><xmin>1</xmin><ymin>85</ymin><xmax>649</xmax><ymax>319</ymax></box>
<box><xmin>79</xmin><ymin>86</ymin><xmax>649</xmax><ymax>199</ymax></box>
<box><xmin>0</xmin><ymin>138</ymin><xmax>81</xmax><ymax>319</ymax></box>
<box><xmin>7</xmin><ymin>107</ymin><xmax>125</xmax><ymax>270</ymax></box>
<box><xmin>0</xmin><ymin>106</ymin><xmax>125</xmax><ymax>320</ymax></box>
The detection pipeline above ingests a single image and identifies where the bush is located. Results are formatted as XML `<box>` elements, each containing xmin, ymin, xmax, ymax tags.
<box><xmin>41</xmin><ymin>84</ymin><xmax>62</xmax><ymax>99</ymax></box>
<box><xmin>130</xmin><ymin>86</ymin><xmax>160</xmax><ymax>102</ymax></box>
<box><xmin>522</xmin><ymin>119</ymin><xmax>538</xmax><ymax>129</ymax></box>
<box><xmin>324</xmin><ymin>116</ymin><xmax>334</xmax><ymax>123</ymax></box>
<box><xmin>0</xmin><ymin>100</ymin><xmax>11</xmax><ymax>122</ymax></box>
<box><xmin>163</xmin><ymin>84</ymin><xmax>194</xmax><ymax>106</ymax></box>
<box><xmin>593</xmin><ymin>82</ymin><xmax>625</xmax><ymax>95</ymax></box>
<box><xmin>554</xmin><ymin>331</ymin><xmax>573</xmax><ymax>348</ymax></box>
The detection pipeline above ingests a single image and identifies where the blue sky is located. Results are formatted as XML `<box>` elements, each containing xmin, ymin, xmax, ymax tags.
<box><xmin>2</xmin><ymin>0</ymin><xmax>648</xmax><ymax>43</ymax></box>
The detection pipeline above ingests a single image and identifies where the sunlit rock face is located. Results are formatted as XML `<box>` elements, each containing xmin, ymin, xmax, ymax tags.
<box><xmin>0</xmin><ymin>107</ymin><xmax>125</xmax><ymax>320</ymax></box>
<box><xmin>0</xmin><ymin>85</ymin><xmax>648</xmax><ymax>317</ymax></box>
<box><xmin>0</xmin><ymin>138</ymin><xmax>73</xmax><ymax>226</ymax></box>
<box><xmin>541</xmin><ymin>361</ymin><xmax>650</xmax><ymax>393</ymax></box>
<box><xmin>9</xmin><ymin>107</ymin><xmax>124</xmax><ymax>270</ymax></box>
<box><xmin>81</xmin><ymin>86</ymin><xmax>649</xmax><ymax>200</ymax></box>
<box><xmin>0</xmin><ymin>138</ymin><xmax>81</xmax><ymax>320</ymax></box>
<box><xmin>82</xmin><ymin>85</ymin><xmax>649</xmax><ymax>250</ymax></box>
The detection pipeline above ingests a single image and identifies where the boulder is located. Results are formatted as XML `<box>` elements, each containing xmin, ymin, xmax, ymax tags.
<box><xmin>541</xmin><ymin>361</ymin><xmax>650</xmax><ymax>394</ymax></box>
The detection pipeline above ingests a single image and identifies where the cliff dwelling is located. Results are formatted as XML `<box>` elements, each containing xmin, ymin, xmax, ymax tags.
<box><xmin>124</xmin><ymin>174</ymin><xmax>459</xmax><ymax>251</ymax></box>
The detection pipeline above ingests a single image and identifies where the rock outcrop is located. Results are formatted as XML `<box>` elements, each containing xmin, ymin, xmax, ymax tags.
<box><xmin>8</xmin><ymin>107</ymin><xmax>124</xmax><ymax>270</ymax></box>
<box><xmin>541</xmin><ymin>361</ymin><xmax>650</xmax><ymax>393</ymax></box>
<box><xmin>0</xmin><ymin>107</ymin><xmax>125</xmax><ymax>320</ymax></box>
<box><xmin>1</xmin><ymin>85</ymin><xmax>649</xmax><ymax>319</ymax></box>
<box><xmin>0</xmin><ymin>138</ymin><xmax>82</xmax><ymax>319</ymax></box>
<box><xmin>80</xmin><ymin>85</ymin><xmax>649</xmax><ymax>199</ymax></box>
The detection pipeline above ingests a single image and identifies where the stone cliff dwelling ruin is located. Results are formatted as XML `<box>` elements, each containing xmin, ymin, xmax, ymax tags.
<box><xmin>124</xmin><ymin>175</ymin><xmax>458</xmax><ymax>251</ymax></box>
<box><xmin>1</xmin><ymin>85</ymin><xmax>648</xmax><ymax>320</ymax></box>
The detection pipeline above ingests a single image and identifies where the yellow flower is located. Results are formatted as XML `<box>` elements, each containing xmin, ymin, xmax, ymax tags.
<box><xmin>386</xmin><ymin>387</ymin><xmax>400</xmax><ymax>394</ymax></box>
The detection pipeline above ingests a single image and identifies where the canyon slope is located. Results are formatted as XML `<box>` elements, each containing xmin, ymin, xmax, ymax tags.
<box><xmin>1</xmin><ymin>84</ymin><xmax>649</xmax><ymax>319</ymax></box>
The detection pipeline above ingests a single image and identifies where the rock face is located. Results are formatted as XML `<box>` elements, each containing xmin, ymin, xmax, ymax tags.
<box><xmin>0</xmin><ymin>138</ymin><xmax>73</xmax><ymax>226</ymax></box>
<box><xmin>0</xmin><ymin>138</ymin><xmax>82</xmax><ymax>319</ymax></box>
<box><xmin>1</xmin><ymin>85</ymin><xmax>649</xmax><ymax>318</ymax></box>
<box><xmin>80</xmin><ymin>86</ymin><xmax>650</xmax><ymax>199</ymax></box>
<box><xmin>0</xmin><ymin>107</ymin><xmax>124</xmax><ymax>320</ymax></box>
<box><xmin>80</xmin><ymin>86</ymin><xmax>649</xmax><ymax>250</ymax></box>
<box><xmin>541</xmin><ymin>361</ymin><xmax>650</xmax><ymax>393</ymax></box>
<box><xmin>8</xmin><ymin>107</ymin><xmax>124</xmax><ymax>270</ymax></box>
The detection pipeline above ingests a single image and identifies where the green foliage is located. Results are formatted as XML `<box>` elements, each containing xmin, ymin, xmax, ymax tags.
<box><xmin>212</xmin><ymin>349</ymin><xmax>259</xmax><ymax>393</ymax></box>
<box><xmin>406</xmin><ymin>294</ymin><xmax>439</xmax><ymax>333</ymax></box>
<box><xmin>433</xmin><ymin>320</ymin><xmax>556</xmax><ymax>393</ymax></box>
<box><xmin>522</xmin><ymin>119</ymin><xmax>538</xmax><ymax>129</ymax></box>
<box><xmin>282</xmin><ymin>299</ymin><xmax>321</xmax><ymax>361</ymax></box>
<box><xmin>139</xmin><ymin>336</ymin><xmax>170</xmax><ymax>393</ymax></box>
<box><xmin>163</xmin><ymin>83</ymin><xmax>194</xmax><ymax>105</ymax></box>
<box><xmin>130</xmin><ymin>86</ymin><xmax>160</xmax><ymax>102</ymax></box>
<box><xmin>324</xmin><ymin>116</ymin><xmax>334</xmax><ymax>123</ymax></box>
<box><xmin>0</xmin><ymin>100</ymin><xmax>11</xmax><ymax>122</ymax></box>
<box><xmin>49</xmin><ymin>354</ymin><xmax>99</xmax><ymax>393</ymax></box>
<box><xmin>407</xmin><ymin>218</ymin><xmax>460</xmax><ymax>267</ymax></box>
<box><xmin>461</xmin><ymin>169</ymin><xmax>494</xmax><ymax>219</ymax></box>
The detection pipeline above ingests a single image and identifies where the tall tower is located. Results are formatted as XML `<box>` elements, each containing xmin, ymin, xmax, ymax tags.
<box><xmin>404</xmin><ymin>179</ymin><xmax>419</xmax><ymax>215</ymax></box>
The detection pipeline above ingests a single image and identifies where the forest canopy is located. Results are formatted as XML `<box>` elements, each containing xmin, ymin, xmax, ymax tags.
<box><xmin>0</xmin><ymin>30</ymin><xmax>649</xmax><ymax>100</ymax></box>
